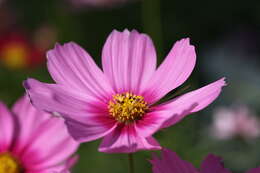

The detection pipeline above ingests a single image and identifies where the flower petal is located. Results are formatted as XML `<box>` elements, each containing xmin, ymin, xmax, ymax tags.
<box><xmin>10</xmin><ymin>96</ymin><xmax>79</xmax><ymax>170</ymax></box>
<box><xmin>200</xmin><ymin>154</ymin><xmax>232</xmax><ymax>173</ymax></box>
<box><xmin>0</xmin><ymin>102</ymin><xmax>14</xmax><ymax>152</ymax></box>
<box><xmin>24</xmin><ymin>78</ymin><xmax>107</xmax><ymax>117</ymax></box>
<box><xmin>24</xmin><ymin>79</ymin><xmax>117</xmax><ymax>143</ymax></box>
<box><xmin>47</xmin><ymin>155</ymin><xmax>79</xmax><ymax>173</ymax></box>
<box><xmin>155</xmin><ymin>78</ymin><xmax>226</xmax><ymax>128</ymax></box>
<box><xmin>47</xmin><ymin>42</ymin><xmax>114</xmax><ymax>101</ymax></box>
<box><xmin>150</xmin><ymin>148</ymin><xmax>198</xmax><ymax>173</ymax></box>
<box><xmin>135</xmin><ymin>111</ymin><xmax>171</xmax><ymax>137</ymax></box>
<box><xmin>102</xmin><ymin>29</ymin><xmax>156</xmax><ymax>94</ymax></box>
<box><xmin>11</xmin><ymin>96</ymin><xmax>52</xmax><ymax>152</ymax></box>
<box><xmin>246</xmin><ymin>167</ymin><xmax>260</xmax><ymax>173</ymax></box>
<box><xmin>142</xmin><ymin>38</ymin><xmax>196</xmax><ymax>104</ymax></box>
<box><xmin>98</xmin><ymin>124</ymin><xmax>161</xmax><ymax>153</ymax></box>
<box><xmin>64</xmin><ymin>115</ymin><xmax>117</xmax><ymax>142</ymax></box>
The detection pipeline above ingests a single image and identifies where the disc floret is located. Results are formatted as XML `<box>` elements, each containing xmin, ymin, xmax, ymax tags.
<box><xmin>0</xmin><ymin>153</ymin><xmax>22</xmax><ymax>173</ymax></box>
<box><xmin>108</xmin><ymin>92</ymin><xmax>148</xmax><ymax>123</ymax></box>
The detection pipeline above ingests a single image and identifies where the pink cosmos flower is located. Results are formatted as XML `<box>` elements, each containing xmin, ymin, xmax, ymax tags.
<box><xmin>150</xmin><ymin>148</ymin><xmax>260</xmax><ymax>173</ymax></box>
<box><xmin>0</xmin><ymin>95</ymin><xmax>79</xmax><ymax>173</ymax></box>
<box><xmin>24</xmin><ymin>29</ymin><xmax>226</xmax><ymax>153</ymax></box>
<box><xmin>211</xmin><ymin>105</ymin><xmax>260</xmax><ymax>140</ymax></box>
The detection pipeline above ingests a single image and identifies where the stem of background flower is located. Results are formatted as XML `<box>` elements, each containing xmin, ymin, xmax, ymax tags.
<box><xmin>128</xmin><ymin>153</ymin><xmax>134</xmax><ymax>173</ymax></box>
<box><xmin>141</xmin><ymin>0</ymin><xmax>163</xmax><ymax>63</ymax></box>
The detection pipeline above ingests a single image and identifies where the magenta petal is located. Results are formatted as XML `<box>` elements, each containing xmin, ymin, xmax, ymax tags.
<box><xmin>0</xmin><ymin>102</ymin><xmax>14</xmax><ymax>152</ymax></box>
<box><xmin>65</xmin><ymin>115</ymin><xmax>117</xmax><ymax>142</ymax></box>
<box><xmin>102</xmin><ymin>29</ymin><xmax>156</xmax><ymax>94</ymax></box>
<box><xmin>52</xmin><ymin>155</ymin><xmax>79</xmax><ymax>173</ymax></box>
<box><xmin>11</xmin><ymin>96</ymin><xmax>53</xmax><ymax>153</ymax></box>
<box><xmin>24</xmin><ymin>79</ymin><xmax>117</xmax><ymax>143</ymax></box>
<box><xmin>150</xmin><ymin>148</ymin><xmax>198</xmax><ymax>173</ymax></box>
<box><xmin>11</xmin><ymin>96</ymin><xmax>79</xmax><ymax>170</ymax></box>
<box><xmin>47</xmin><ymin>42</ymin><xmax>114</xmax><ymax>101</ymax></box>
<box><xmin>246</xmin><ymin>167</ymin><xmax>260</xmax><ymax>173</ymax></box>
<box><xmin>155</xmin><ymin>78</ymin><xmax>226</xmax><ymax>128</ymax></box>
<box><xmin>24</xmin><ymin>78</ymin><xmax>107</xmax><ymax>116</ymax></box>
<box><xmin>64</xmin><ymin>155</ymin><xmax>79</xmax><ymax>171</ymax></box>
<box><xmin>142</xmin><ymin>38</ymin><xmax>196</xmax><ymax>103</ymax></box>
<box><xmin>98</xmin><ymin>124</ymin><xmax>161</xmax><ymax>153</ymax></box>
<box><xmin>135</xmin><ymin>111</ymin><xmax>171</xmax><ymax>137</ymax></box>
<box><xmin>200</xmin><ymin>154</ymin><xmax>231</xmax><ymax>173</ymax></box>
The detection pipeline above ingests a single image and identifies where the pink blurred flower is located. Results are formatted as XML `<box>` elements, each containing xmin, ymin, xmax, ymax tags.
<box><xmin>24</xmin><ymin>29</ymin><xmax>226</xmax><ymax>153</ymax></box>
<box><xmin>211</xmin><ymin>105</ymin><xmax>260</xmax><ymax>140</ymax></box>
<box><xmin>150</xmin><ymin>148</ymin><xmax>260</xmax><ymax>173</ymax></box>
<box><xmin>0</xmin><ymin>95</ymin><xmax>79</xmax><ymax>172</ymax></box>
<box><xmin>69</xmin><ymin>0</ymin><xmax>134</xmax><ymax>8</ymax></box>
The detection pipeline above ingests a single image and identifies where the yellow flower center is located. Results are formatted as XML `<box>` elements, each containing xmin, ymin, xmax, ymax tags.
<box><xmin>0</xmin><ymin>153</ymin><xmax>22</xmax><ymax>173</ymax></box>
<box><xmin>108</xmin><ymin>92</ymin><xmax>148</xmax><ymax>123</ymax></box>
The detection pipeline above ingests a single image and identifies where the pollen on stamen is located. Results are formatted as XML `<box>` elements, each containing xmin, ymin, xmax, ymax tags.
<box><xmin>108</xmin><ymin>92</ymin><xmax>148</xmax><ymax>123</ymax></box>
<box><xmin>0</xmin><ymin>153</ymin><xmax>22</xmax><ymax>173</ymax></box>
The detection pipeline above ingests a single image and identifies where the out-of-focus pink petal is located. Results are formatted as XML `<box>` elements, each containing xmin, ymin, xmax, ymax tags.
<box><xmin>26</xmin><ymin>155</ymin><xmax>78</xmax><ymax>173</ymax></box>
<box><xmin>11</xmin><ymin>96</ymin><xmax>51</xmax><ymax>152</ymax></box>
<box><xmin>150</xmin><ymin>148</ymin><xmax>198</xmax><ymax>173</ymax></box>
<box><xmin>200</xmin><ymin>154</ymin><xmax>231</xmax><ymax>173</ymax></box>
<box><xmin>24</xmin><ymin>79</ymin><xmax>117</xmax><ymax>143</ymax></box>
<box><xmin>64</xmin><ymin>155</ymin><xmax>79</xmax><ymax>170</ymax></box>
<box><xmin>102</xmin><ymin>29</ymin><xmax>156</xmax><ymax>94</ymax></box>
<box><xmin>246</xmin><ymin>167</ymin><xmax>260</xmax><ymax>173</ymax></box>
<box><xmin>0</xmin><ymin>102</ymin><xmax>14</xmax><ymax>152</ymax></box>
<box><xmin>142</xmin><ymin>38</ymin><xmax>196</xmax><ymax>104</ymax></box>
<box><xmin>27</xmin><ymin>164</ymin><xmax>66</xmax><ymax>173</ymax></box>
<box><xmin>47</xmin><ymin>42</ymin><xmax>114</xmax><ymax>101</ymax></box>
<box><xmin>98</xmin><ymin>124</ymin><xmax>161</xmax><ymax>153</ymax></box>
<box><xmin>55</xmin><ymin>155</ymin><xmax>79</xmax><ymax>173</ymax></box>
<box><xmin>154</xmin><ymin>78</ymin><xmax>226</xmax><ymax>128</ymax></box>
<box><xmin>10</xmin><ymin>96</ymin><xmax>79</xmax><ymax>170</ymax></box>
<box><xmin>25</xmin><ymin>171</ymin><xmax>56</xmax><ymax>173</ymax></box>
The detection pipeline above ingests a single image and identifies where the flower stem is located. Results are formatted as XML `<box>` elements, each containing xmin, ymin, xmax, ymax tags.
<box><xmin>128</xmin><ymin>153</ymin><xmax>134</xmax><ymax>173</ymax></box>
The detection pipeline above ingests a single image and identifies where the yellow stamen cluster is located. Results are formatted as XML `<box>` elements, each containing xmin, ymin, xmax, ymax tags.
<box><xmin>0</xmin><ymin>153</ymin><xmax>22</xmax><ymax>173</ymax></box>
<box><xmin>108</xmin><ymin>92</ymin><xmax>149</xmax><ymax>123</ymax></box>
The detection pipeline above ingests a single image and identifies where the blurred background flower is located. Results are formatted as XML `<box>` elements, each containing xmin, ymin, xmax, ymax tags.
<box><xmin>150</xmin><ymin>148</ymin><xmax>232</xmax><ymax>173</ymax></box>
<box><xmin>0</xmin><ymin>31</ymin><xmax>44</xmax><ymax>69</ymax></box>
<box><xmin>0</xmin><ymin>0</ymin><xmax>260</xmax><ymax>172</ymax></box>
<box><xmin>210</xmin><ymin>105</ymin><xmax>260</xmax><ymax>140</ymax></box>
<box><xmin>67</xmin><ymin>0</ymin><xmax>136</xmax><ymax>9</ymax></box>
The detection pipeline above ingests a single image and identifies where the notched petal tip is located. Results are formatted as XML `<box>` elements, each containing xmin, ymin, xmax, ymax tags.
<box><xmin>54</xmin><ymin>42</ymin><xmax>62</xmax><ymax>48</ymax></box>
<box><xmin>110</xmin><ymin>29</ymin><xmax>122</xmax><ymax>36</ymax></box>
<box><xmin>221</xmin><ymin>77</ymin><xmax>228</xmax><ymax>86</ymax></box>
<box><xmin>184</xmin><ymin>37</ymin><xmax>190</xmax><ymax>42</ymax></box>
<box><xmin>215</xmin><ymin>77</ymin><xmax>227</xmax><ymax>90</ymax></box>
<box><xmin>179</xmin><ymin>37</ymin><xmax>192</xmax><ymax>45</ymax></box>
<box><xmin>23</xmin><ymin>79</ymin><xmax>30</xmax><ymax>90</ymax></box>
<box><xmin>52</xmin><ymin>41</ymin><xmax>78</xmax><ymax>53</ymax></box>
<box><xmin>111</xmin><ymin>29</ymin><xmax>148</xmax><ymax>39</ymax></box>
<box><xmin>123</xmin><ymin>28</ymin><xmax>130</xmax><ymax>34</ymax></box>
